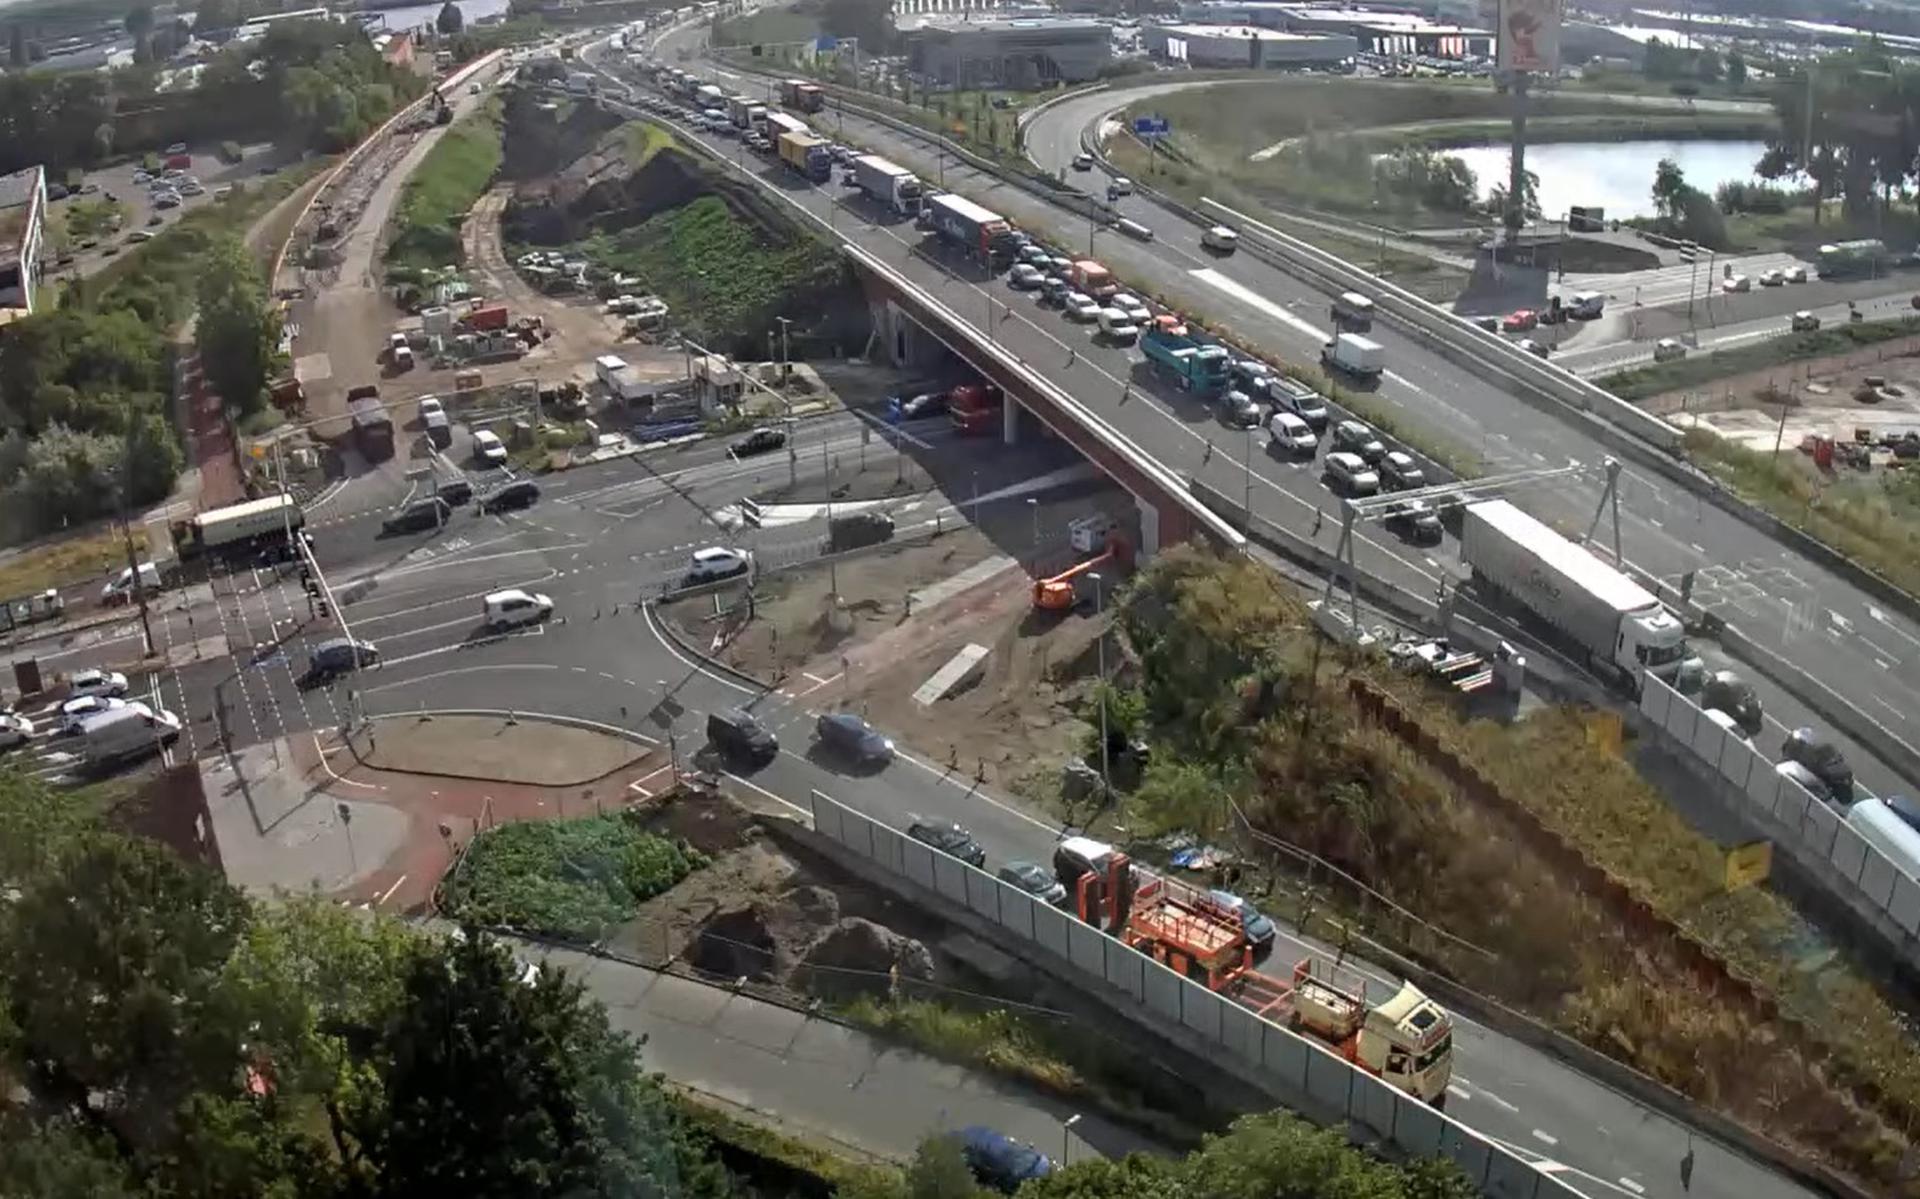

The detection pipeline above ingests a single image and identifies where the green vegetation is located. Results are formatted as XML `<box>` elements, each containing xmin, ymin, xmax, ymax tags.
<box><xmin>60</xmin><ymin>198</ymin><xmax>125</xmax><ymax>243</ymax></box>
<box><xmin>713</xmin><ymin>3</ymin><xmax>823</xmax><ymax>48</ymax></box>
<box><xmin>672</xmin><ymin>1093</ymin><xmax>900</xmax><ymax>1195</ymax></box>
<box><xmin>850</xmin><ymin>1113</ymin><xmax>1479</xmax><ymax>1199</ymax></box>
<box><xmin>1599</xmin><ymin>317</ymin><xmax>1920</xmax><ymax>400</ymax></box>
<box><xmin>386</xmin><ymin>102</ymin><xmax>503</xmax><ymax>273</ymax></box>
<box><xmin>1107</xmin><ymin>549</ymin><xmax>1920</xmax><ymax>1189</ymax></box>
<box><xmin>0</xmin><ymin>18</ymin><xmax>425</xmax><ymax>177</ymax></box>
<box><xmin>1684</xmin><ymin>428</ymin><xmax>1920</xmax><ymax>601</ymax></box>
<box><xmin>196</xmin><ymin>234</ymin><xmax>281</xmax><ymax>423</ymax></box>
<box><xmin>0</xmin><ymin>768</ymin><xmax>731</xmax><ymax>1198</ymax></box>
<box><xmin>439</xmin><ymin>813</ymin><xmax>704</xmax><ymax>941</ymax></box>
<box><xmin>571</xmin><ymin>193</ymin><xmax>845</xmax><ymax>347</ymax></box>
<box><xmin>0</xmin><ymin>526</ymin><xmax>135</xmax><ymax>599</ymax></box>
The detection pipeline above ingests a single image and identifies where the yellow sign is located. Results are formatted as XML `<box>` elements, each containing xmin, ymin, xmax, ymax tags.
<box><xmin>1725</xmin><ymin>840</ymin><xmax>1773</xmax><ymax>892</ymax></box>
<box><xmin>1585</xmin><ymin>711</ymin><xmax>1622</xmax><ymax>756</ymax></box>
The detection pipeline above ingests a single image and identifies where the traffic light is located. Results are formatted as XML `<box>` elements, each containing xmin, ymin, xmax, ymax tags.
<box><xmin>315</xmin><ymin>602</ymin><xmax>329</xmax><ymax>621</ymax></box>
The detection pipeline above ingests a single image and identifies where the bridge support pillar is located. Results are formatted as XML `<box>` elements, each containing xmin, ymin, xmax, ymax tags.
<box><xmin>876</xmin><ymin>300</ymin><xmax>947</xmax><ymax>370</ymax></box>
<box><xmin>1002</xmin><ymin>396</ymin><xmax>1018</xmax><ymax>445</ymax></box>
<box><xmin>1137</xmin><ymin>496</ymin><xmax>1161</xmax><ymax>561</ymax></box>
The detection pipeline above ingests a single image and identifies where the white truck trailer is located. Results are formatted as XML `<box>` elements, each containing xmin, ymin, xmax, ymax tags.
<box><xmin>1460</xmin><ymin>500</ymin><xmax>1697</xmax><ymax>693</ymax></box>
<box><xmin>1320</xmin><ymin>332</ymin><xmax>1383</xmax><ymax>382</ymax></box>
<box><xmin>850</xmin><ymin>154</ymin><xmax>922</xmax><ymax>215</ymax></box>
<box><xmin>181</xmin><ymin>495</ymin><xmax>304</xmax><ymax>559</ymax></box>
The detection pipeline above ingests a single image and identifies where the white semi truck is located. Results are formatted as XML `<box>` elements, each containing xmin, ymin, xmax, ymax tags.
<box><xmin>1460</xmin><ymin>499</ymin><xmax>1699</xmax><ymax>694</ymax></box>
<box><xmin>178</xmin><ymin>495</ymin><xmax>304</xmax><ymax>560</ymax></box>
<box><xmin>849</xmin><ymin>154</ymin><xmax>922</xmax><ymax>215</ymax></box>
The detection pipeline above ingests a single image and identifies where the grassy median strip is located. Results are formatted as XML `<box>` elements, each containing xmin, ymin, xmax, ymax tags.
<box><xmin>1598</xmin><ymin>317</ymin><xmax>1920</xmax><ymax>400</ymax></box>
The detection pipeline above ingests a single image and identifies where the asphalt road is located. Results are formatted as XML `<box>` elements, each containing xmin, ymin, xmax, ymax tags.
<box><xmin>602</xmin><ymin>34</ymin><xmax>1812</xmax><ymax>1199</ymax></box>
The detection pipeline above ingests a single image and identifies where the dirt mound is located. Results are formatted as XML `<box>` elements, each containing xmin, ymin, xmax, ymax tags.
<box><xmin>795</xmin><ymin>918</ymin><xmax>935</xmax><ymax>1001</ymax></box>
<box><xmin>691</xmin><ymin>905</ymin><xmax>780</xmax><ymax>979</ymax></box>
<box><xmin>498</xmin><ymin>83</ymin><xmax>623</xmax><ymax>185</ymax></box>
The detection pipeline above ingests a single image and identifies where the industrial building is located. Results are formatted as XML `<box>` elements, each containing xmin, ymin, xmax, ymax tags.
<box><xmin>0</xmin><ymin>166</ymin><xmax>47</xmax><ymax>323</ymax></box>
<box><xmin>1144</xmin><ymin>23</ymin><xmax>1357</xmax><ymax>68</ymax></box>
<box><xmin>904</xmin><ymin>15</ymin><xmax>1113</xmax><ymax>87</ymax></box>
<box><xmin>1177</xmin><ymin>1</ymin><xmax>1493</xmax><ymax>58</ymax></box>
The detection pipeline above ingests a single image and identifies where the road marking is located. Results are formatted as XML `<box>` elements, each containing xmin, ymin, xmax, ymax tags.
<box><xmin>1829</xmin><ymin>609</ymin><xmax>1854</xmax><ymax>633</ymax></box>
<box><xmin>376</xmin><ymin>874</ymin><xmax>408</xmax><ymax>905</ymax></box>
<box><xmin>796</xmin><ymin>671</ymin><xmax>842</xmax><ymax>697</ymax></box>
<box><xmin>640</xmin><ymin>603</ymin><xmax>759</xmax><ymax>696</ymax></box>
<box><xmin>1479</xmin><ymin>1088</ymin><xmax>1520</xmax><ymax>1113</ymax></box>
<box><xmin>1531</xmin><ymin>1129</ymin><xmax>1559</xmax><ymax>1147</ymax></box>
<box><xmin>1616</xmin><ymin>1179</ymin><xmax>1645</xmax><ymax>1195</ymax></box>
<box><xmin>1446</xmin><ymin>1083</ymin><xmax>1471</xmax><ymax>1102</ymax></box>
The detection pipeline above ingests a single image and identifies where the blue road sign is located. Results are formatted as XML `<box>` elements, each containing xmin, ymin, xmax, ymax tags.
<box><xmin>1133</xmin><ymin>116</ymin><xmax>1170</xmax><ymax>137</ymax></box>
<box><xmin>815</xmin><ymin>35</ymin><xmax>839</xmax><ymax>51</ymax></box>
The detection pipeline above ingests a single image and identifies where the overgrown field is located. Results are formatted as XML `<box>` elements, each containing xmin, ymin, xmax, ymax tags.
<box><xmin>438</xmin><ymin>814</ymin><xmax>704</xmax><ymax>941</ymax></box>
<box><xmin>570</xmin><ymin>193</ymin><xmax>847</xmax><ymax>348</ymax></box>
<box><xmin>1110</xmin><ymin>548</ymin><xmax>1920</xmax><ymax>1191</ymax></box>
<box><xmin>1599</xmin><ymin>317</ymin><xmax>1920</xmax><ymax>400</ymax></box>
<box><xmin>387</xmin><ymin>102</ymin><xmax>503</xmax><ymax>273</ymax></box>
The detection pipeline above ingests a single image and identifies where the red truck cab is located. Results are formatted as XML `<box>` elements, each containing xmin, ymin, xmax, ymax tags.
<box><xmin>948</xmin><ymin>383</ymin><xmax>1003</xmax><ymax>436</ymax></box>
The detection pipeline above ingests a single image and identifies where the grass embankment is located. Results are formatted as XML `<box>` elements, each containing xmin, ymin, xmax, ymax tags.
<box><xmin>0</xmin><ymin>526</ymin><xmax>141</xmax><ymax>600</ymax></box>
<box><xmin>1684</xmin><ymin>428</ymin><xmax>1920</xmax><ymax>599</ymax></box>
<box><xmin>1114</xmin><ymin>549</ymin><xmax>1920</xmax><ymax>1190</ymax></box>
<box><xmin>840</xmin><ymin>995</ymin><xmax>1230</xmax><ymax>1145</ymax></box>
<box><xmin>712</xmin><ymin>4</ymin><xmax>822</xmax><ymax>48</ymax></box>
<box><xmin>671</xmin><ymin>1092</ymin><xmax>900</xmax><ymax>1194</ymax></box>
<box><xmin>1599</xmin><ymin>317</ymin><xmax>1920</xmax><ymax>400</ymax></box>
<box><xmin>386</xmin><ymin>102</ymin><xmax>504</xmax><ymax>273</ymax></box>
<box><xmin>437</xmin><ymin>813</ymin><xmax>704</xmax><ymax>941</ymax></box>
<box><xmin>570</xmin><ymin>193</ymin><xmax>843</xmax><ymax>347</ymax></box>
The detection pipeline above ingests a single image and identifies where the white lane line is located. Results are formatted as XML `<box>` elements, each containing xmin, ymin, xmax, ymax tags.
<box><xmin>1446</xmin><ymin>1083</ymin><xmax>1471</xmax><ymax>1102</ymax></box>
<box><xmin>1531</xmin><ymin>1129</ymin><xmax>1559</xmax><ymax>1147</ymax></box>
<box><xmin>1616</xmin><ymin>1178</ymin><xmax>1645</xmax><ymax>1195</ymax></box>
<box><xmin>640</xmin><ymin>603</ymin><xmax>758</xmax><ymax>696</ymax></box>
<box><xmin>1479</xmin><ymin>1088</ymin><xmax>1520</xmax><ymax>1113</ymax></box>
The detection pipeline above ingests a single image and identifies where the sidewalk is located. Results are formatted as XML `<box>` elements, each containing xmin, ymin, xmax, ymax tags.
<box><xmin>527</xmin><ymin>941</ymin><xmax>1165</xmax><ymax>1170</ymax></box>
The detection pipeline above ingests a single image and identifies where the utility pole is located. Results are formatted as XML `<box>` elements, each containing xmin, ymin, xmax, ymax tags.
<box><xmin>775</xmin><ymin>315</ymin><xmax>792</xmax><ymax>384</ymax></box>
<box><xmin>119</xmin><ymin>433</ymin><xmax>154</xmax><ymax>657</ymax></box>
<box><xmin>1089</xmin><ymin>572</ymin><xmax>1110</xmax><ymax>799</ymax></box>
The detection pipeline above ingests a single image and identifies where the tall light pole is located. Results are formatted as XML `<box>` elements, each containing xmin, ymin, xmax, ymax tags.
<box><xmin>775</xmin><ymin>314</ymin><xmax>792</xmax><ymax>384</ymax></box>
<box><xmin>1026</xmin><ymin>497</ymin><xmax>1039</xmax><ymax>570</ymax></box>
<box><xmin>1089</xmin><ymin>571</ymin><xmax>1110</xmax><ymax>799</ymax></box>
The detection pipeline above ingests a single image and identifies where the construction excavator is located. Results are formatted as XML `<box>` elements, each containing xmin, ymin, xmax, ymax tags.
<box><xmin>1032</xmin><ymin>532</ymin><xmax>1132</xmax><ymax>611</ymax></box>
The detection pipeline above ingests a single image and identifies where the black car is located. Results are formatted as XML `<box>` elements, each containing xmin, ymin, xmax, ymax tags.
<box><xmin>1380</xmin><ymin>450</ymin><xmax>1425</xmax><ymax>491</ymax></box>
<box><xmin>731</xmin><ymin>427</ymin><xmax>787</xmax><ymax>458</ymax></box>
<box><xmin>436</xmin><ymin>478</ymin><xmax>475</xmax><ymax>506</ymax></box>
<box><xmin>815</xmin><ymin>711</ymin><xmax>893</xmax><ymax>765</ymax></box>
<box><xmin>997</xmin><ymin>860</ymin><xmax>1067</xmax><ymax>904</ymax></box>
<box><xmin>1385</xmin><ymin>498</ymin><xmax>1443</xmax><ymax>545</ymax></box>
<box><xmin>707</xmin><ymin>708</ymin><xmax>778</xmax><ymax>763</ymax></box>
<box><xmin>1330</xmin><ymin>419</ymin><xmax>1387</xmax><ymax>464</ymax></box>
<box><xmin>480</xmin><ymin>479</ymin><xmax>541</xmax><ymax>513</ymax></box>
<box><xmin>1781</xmin><ymin>727</ymin><xmax>1854</xmax><ymax>803</ymax></box>
<box><xmin>908</xmin><ymin>819</ymin><xmax>986</xmax><ymax>867</ymax></box>
<box><xmin>382</xmin><ymin>497</ymin><xmax>451</xmax><ymax>534</ymax></box>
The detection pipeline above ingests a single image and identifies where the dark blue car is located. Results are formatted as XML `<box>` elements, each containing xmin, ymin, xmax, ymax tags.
<box><xmin>960</xmin><ymin>1126</ymin><xmax>1052</xmax><ymax>1192</ymax></box>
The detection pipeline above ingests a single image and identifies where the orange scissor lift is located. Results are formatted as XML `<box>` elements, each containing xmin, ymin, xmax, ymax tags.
<box><xmin>1067</xmin><ymin>850</ymin><xmax>1454</xmax><ymax>1106</ymax></box>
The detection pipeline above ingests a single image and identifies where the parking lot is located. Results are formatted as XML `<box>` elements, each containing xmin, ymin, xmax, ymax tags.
<box><xmin>48</xmin><ymin>138</ymin><xmax>304</xmax><ymax>277</ymax></box>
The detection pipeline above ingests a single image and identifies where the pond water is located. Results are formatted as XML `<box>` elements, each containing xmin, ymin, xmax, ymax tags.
<box><xmin>1444</xmin><ymin>139</ymin><xmax>1776</xmax><ymax>219</ymax></box>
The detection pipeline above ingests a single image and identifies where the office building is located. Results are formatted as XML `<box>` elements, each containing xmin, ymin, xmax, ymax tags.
<box><xmin>1145</xmin><ymin>22</ymin><xmax>1357</xmax><ymax>67</ymax></box>
<box><xmin>905</xmin><ymin>15</ymin><xmax>1113</xmax><ymax>87</ymax></box>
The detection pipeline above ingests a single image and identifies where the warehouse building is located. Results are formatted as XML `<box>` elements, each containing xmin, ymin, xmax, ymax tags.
<box><xmin>1144</xmin><ymin>22</ymin><xmax>1357</xmax><ymax>67</ymax></box>
<box><xmin>0</xmin><ymin>166</ymin><xmax>47</xmax><ymax>323</ymax></box>
<box><xmin>904</xmin><ymin>15</ymin><xmax>1112</xmax><ymax>87</ymax></box>
<box><xmin>1177</xmin><ymin>1</ymin><xmax>1492</xmax><ymax>58</ymax></box>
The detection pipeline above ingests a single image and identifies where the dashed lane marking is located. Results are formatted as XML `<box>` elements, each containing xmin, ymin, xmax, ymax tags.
<box><xmin>1531</xmin><ymin>1129</ymin><xmax>1559</xmax><ymax>1147</ymax></box>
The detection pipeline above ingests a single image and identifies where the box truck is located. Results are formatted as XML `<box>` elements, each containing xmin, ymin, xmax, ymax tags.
<box><xmin>850</xmin><ymin>155</ymin><xmax>922</xmax><ymax>215</ymax></box>
<box><xmin>1321</xmin><ymin>332</ymin><xmax>1383</xmax><ymax>382</ymax></box>
<box><xmin>726</xmin><ymin>93</ymin><xmax>756</xmax><ymax>127</ymax></box>
<box><xmin>695</xmin><ymin>82</ymin><xmax>725</xmax><ymax>108</ymax></box>
<box><xmin>1460</xmin><ymin>499</ymin><xmax>1698</xmax><ymax>693</ymax></box>
<box><xmin>780</xmin><ymin>78</ymin><xmax>824</xmax><ymax>112</ymax></box>
<box><xmin>777</xmin><ymin>132</ymin><xmax>832</xmax><ymax>181</ymax></box>
<box><xmin>925</xmin><ymin>193</ymin><xmax>1016</xmax><ymax>266</ymax></box>
<box><xmin>764</xmin><ymin>111</ymin><xmax>809</xmax><ymax>140</ymax></box>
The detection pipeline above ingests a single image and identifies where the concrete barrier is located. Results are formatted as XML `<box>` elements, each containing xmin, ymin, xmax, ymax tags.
<box><xmin>801</xmin><ymin>790</ymin><xmax>1583</xmax><ymax>1199</ymax></box>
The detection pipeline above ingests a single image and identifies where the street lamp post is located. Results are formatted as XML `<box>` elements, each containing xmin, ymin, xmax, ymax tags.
<box><xmin>1026</xmin><ymin>497</ymin><xmax>1039</xmax><ymax>568</ymax></box>
<box><xmin>1088</xmin><ymin>572</ymin><xmax>1110</xmax><ymax>798</ymax></box>
<box><xmin>1062</xmin><ymin>1114</ymin><xmax>1083</xmax><ymax>1167</ymax></box>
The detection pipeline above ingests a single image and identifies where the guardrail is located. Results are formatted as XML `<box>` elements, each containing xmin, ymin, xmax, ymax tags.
<box><xmin>1640</xmin><ymin>672</ymin><xmax>1920</xmax><ymax>963</ymax></box>
<box><xmin>804</xmin><ymin>790</ymin><xmax>1580</xmax><ymax>1199</ymax></box>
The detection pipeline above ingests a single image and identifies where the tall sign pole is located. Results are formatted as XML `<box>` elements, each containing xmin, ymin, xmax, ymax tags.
<box><xmin>1496</xmin><ymin>0</ymin><xmax>1564</xmax><ymax>239</ymax></box>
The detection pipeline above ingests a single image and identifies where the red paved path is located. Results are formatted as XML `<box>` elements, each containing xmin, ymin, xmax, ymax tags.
<box><xmin>181</xmin><ymin>354</ymin><xmax>248</xmax><ymax>511</ymax></box>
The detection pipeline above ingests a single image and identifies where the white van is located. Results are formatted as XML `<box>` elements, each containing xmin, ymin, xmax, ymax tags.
<box><xmin>1570</xmin><ymin>290</ymin><xmax>1605</xmax><ymax>318</ymax></box>
<box><xmin>77</xmin><ymin>702</ymin><xmax>181</xmax><ymax>767</ymax></box>
<box><xmin>101</xmin><ymin>561</ymin><xmax>162</xmax><ymax>605</ymax></box>
<box><xmin>1095</xmin><ymin>307</ymin><xmax>1138</xmax><ymax>345</ymax></box>
<box><xmin>484</xmin><ymin>588</ymin><xmax>554</xmax><ymax>630</ymax></box>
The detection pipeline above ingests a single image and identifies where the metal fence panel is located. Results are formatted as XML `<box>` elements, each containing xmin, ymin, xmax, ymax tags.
<box><xmin>1220</xmin><ymin>1003</ymin><xmax>1264</xmax><ymax>1060</ymax></box>
<box><xmin>1801</xmin><ymin>800</ymin><xmax>1841</xmax><ymax>858</ymax></box>
<box><xmin>1099</xmin><ymin>938</ymin><xmax>1143</xmax><ymax>1000</ymax></box>
<box><xmin>1304</xmin><ymin>1044</ymin><xmax>1355</xmax><ymax>1112</ymax></box>
<box><xmin>1484</xmin><ymin>1146</ymin><xmax>1542</xmax><ymax>1199</ymax></box>
<box><xmin>1142</xmin><ymin>954</ymin><xmax>1185</xmax><ymax>1022</ymax></box>
<box><xmin>1891</xmin><ymin>871</ymin><xmax>1920</xmax><ymax>936</ymax></box>
<box><xmin>1663</xmin><ymin>696</ymin><xmax>1698</xmax><ymax>741</ymax></box>
<box><xmin>1391</xmin><ymin>1093</ymin><xmax>1445</xmax><ymax>1157</ymax></box>
<box><xmin>930</xmin><ymin>853</ymin><xmax>970</xmax><ymax>905</ymax></box>
<box><xmin>1860</xmin><ymin>843</ymin><xmax>1900</xmax><ymax>908</ymax></box>
<box><xmin>901</xmin><ymin>841</ymin><xmax>937</xmax><ymax>890</ymax></box>
<box><xmin>1745</xmin><ymin>764</ymin><xmax>1782</xmax><ymax>815</ymax></box>
<box><xmin>1068</xmin><ymin>918</ymin><xmax>1109</xmax><ymax>978</ymax></box>
<box><xmin>810</xmin><ymin>792</ymin><xmax>845</xmax><ymax>842</ymax></box>
<box><xmin>1263</xmin><ymin>1021</ymin><xmax>1309</xmax><ymax>1090</ymax></box>
<box><xmin>1772</xmin><ymin>778</ymin><xmax>1812</xmax><ymax>827</ymax></box>
<box><xmin>1828</xmin><ymin>824</ymin><xmax>1870</xmax><ymax>887</ymax></box>
<box><xmin>996</xmin><ymin>888</ymin><xmax>1037</xmax><ymax>941</ymax></box>
<box><xmin>1180</xmin><ymin>979</ymin><xmax>1226</xmax><ymax>1041</ymax></box>
<box><xmin>1440</xmin><ymin>1121</ymin><xmax>1493</xmax><ymax>1186</ymax></box>
<box><xmin>1689</xmin><ymin>718</ymin><xmax>1728</xmax><ymax>768</ymax></box>
<box><xmin>1718</xmin><ymin>738</ymin><xmax>1758</xmax><ymax>791</ymax></box>
<box><xmin>1640</xmin><ymin>676</ymin><xmax>1673</xmax><ymax>725</ymax></box>
<box><xmin>873</xmin><ymin>823</ymin><xmax>908</xmax><ymax>875</ymax></box>
<box><xmin>1033</xmin><ymin>905</ymin><xmax>1073</xmax><ymax>959</ymax></box>
<box><xmin>963</xmin><ymin>866</ymin><xmax>1001</xmax><ymax>919</ymax></box>
<box><xmin>1351</xmin><ymin>1071</ymin><xmax>1399</xmax><ymax>1141</ymax></box>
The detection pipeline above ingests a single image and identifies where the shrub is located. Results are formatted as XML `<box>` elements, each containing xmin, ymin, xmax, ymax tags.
<box><xmin>438</xmin><ymin>814</ymin><xmax>703</xmax><ymax>941</ymax></box>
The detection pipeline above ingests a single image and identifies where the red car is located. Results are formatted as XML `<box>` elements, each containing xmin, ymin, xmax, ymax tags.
<box><xmin>1501</xmin><ymin>309</ymin><xmax>1538</xmax><ymax>332</ymax></box>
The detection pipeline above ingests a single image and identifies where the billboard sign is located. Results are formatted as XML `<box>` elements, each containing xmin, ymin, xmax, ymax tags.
<box><xmin>1133</xmin><ymin>115</ymin><xmax>1170</xmax><ymax>138</ymax></box>
<box><xmin>1497</xmin><ymin>0</ymin><xmax>1563</xmax><ymax>73</ymax></box>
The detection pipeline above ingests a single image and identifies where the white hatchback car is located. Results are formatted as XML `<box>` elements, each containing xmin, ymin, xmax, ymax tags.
<box><xmin>686</xmin><ymin>546</ymin><xmax>752</xmax><ymax>583</ymax></box>
<box><xmin>1008</xmin><ymin>263</ymin><xmax>1044</xmax><ymax>290</ymax></box>
<box><xmin>473</xmin><ymin>429</ymin><xmax>508</xmax><ymax>465</ymax></box>
<box><xmin>60</xmin><ymin>695</ymin><xmax>126</xmax><ymax>734</ymax></box>
<box><xmin>419</xmin><ymin>395</ymin><xmax>445</xmax><ymax>422</ymax></box>
<box><xmin>0</xmin><ymin>711</ymin><xmax>31</xmax><ymax>749</ymax></box>
<box><xmin>1111</xmin><ymin>293</ymin><xmax>1151</xmax><ymax>325</ymax></box>
<box><xmin>70</xmin><ymin>668</ymin><xmax>129</xmax><ymax>700</ymax></box>
<box><xmin>1063</xmin><ymin>292</ymin><xmax>1099</xmax><ymax>322</ymax></box>
<box><xmin>1267</xmin><ymin>411</ymin><xmax>1317</xmax><ymax>454</ymax></box>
